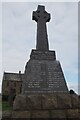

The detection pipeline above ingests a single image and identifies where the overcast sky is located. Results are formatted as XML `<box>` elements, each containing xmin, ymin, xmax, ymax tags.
<box><xmin>0</xmin><ymin>2</ymin><xmax>78</xmax><ymax>93</ymax></box>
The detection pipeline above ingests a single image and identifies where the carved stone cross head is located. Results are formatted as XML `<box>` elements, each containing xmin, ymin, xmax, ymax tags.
<box><xmin>32</xmin><ymin>5</ymin><xmax>51</xmax><ymax>23</ymax></box>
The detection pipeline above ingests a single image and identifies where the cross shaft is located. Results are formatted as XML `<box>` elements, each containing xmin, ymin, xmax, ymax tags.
<box><xmin>32</xmin><ymin>5</ymin><xmax>51</xmax><ymax>51</ymax></box>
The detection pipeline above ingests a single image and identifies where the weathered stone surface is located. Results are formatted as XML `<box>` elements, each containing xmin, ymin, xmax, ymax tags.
<box><xmin>78</xmin><ymin>96</ymin><xmax>80</xmax><ymax>108</ymax></box>
<box><xmin>25</xmin><ymin>95</ymin><xmax>41</xmax><ymax>109</ymax></box>
<box><xmin>42</xmin><ymin>94</ymin><xmax>58</xmax><ymax>109</ymax></box>
<box><xmin>32</xmin><ymin>5</ymin><xmax>50</xmax><ymax>51</ymax></box>
<box><xmin>13</xmin><ymin>94</ymin><xmax>41</xmax><ymax>110</ymax></box>
<box><xmin>31</xmin><ymin>110</ymin><xmax>50</xmax><ymax>118</ymax></box>
<box><xmin>57</xmin><ymin>93</ymin><xmax>72</xmax><ymax>108</ymax></box>
<box><xmin>23</xmin><ymin>59</ymin><xmax>68</xmax><ymax>93</ymax></box>
<box><xmin>71</xmin><ymin>94</ymin><xmax>79</xmax><ymax>108</ymax></box>
<box><xmin>12</xmin><ymin>111</ymin><xmax>30</xmax><ymax>118</ymax></box>
<box><xmin>2</xmin><ymin>111</ymin><xmax>12</xmax><ymax>118</ymax></box>
<box><xmin>66</xmin><ymin>109</ymin><xmax>79</xmax><ymax>118</ymax></box>
<box><xmin>13</xmin><ymin>94</ymin><xmax>27</xmax><ymax>110</ymax></box>
<box><xmin>51</xmin><ymin>110</ymin><xmax>66</xmax><ymax>118</ymax></box>
<box><xmin>78</xmin><ymin>96</ymin><xmax>80</xmax><ymax>109</ymax></box>
<box><xmin>13</xmin><ymin>94</ymin><xmax>80</xmax><ymax>111</ymax></box>
<box><xmin>78</xmin><ymin>109</ymin><xmax>80</xmax><ymax>119</ymax></box>
<box><xmin>30</xmin><ymin>50</ymin><xmax>56</xmax><ymax>60</ymax></box>
<box><xmin>4</xmin><ymin>93</ymin><xmax>80</xmax><ymax>119</ymax></box>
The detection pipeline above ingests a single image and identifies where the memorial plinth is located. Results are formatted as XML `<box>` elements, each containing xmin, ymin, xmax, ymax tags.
<box><xmin>22</xmin><ymin>49</ymin><xmax>68</xmax><ymax>93</ymax></box>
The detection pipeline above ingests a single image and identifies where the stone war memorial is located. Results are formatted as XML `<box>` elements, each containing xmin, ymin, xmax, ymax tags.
<box><xmin>2</xmin><ymin>5</ymin><xmax>80</xmax><ymax>120</ymax></box>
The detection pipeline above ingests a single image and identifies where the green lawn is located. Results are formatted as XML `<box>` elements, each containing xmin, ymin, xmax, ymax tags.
<box><xmin>2</xmin><ymin>101</ymin><xmax>12</xmax><ymax>111</ymax></box>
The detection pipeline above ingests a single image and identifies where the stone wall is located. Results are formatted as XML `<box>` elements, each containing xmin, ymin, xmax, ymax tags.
<box><xmin>2</xmin><ymin>81</ymin><xmax>22</xmax><ymax>98</ymax></box>
<box><xmin>3</xmin><ymin>93</ymin><xmax>79</xmax><ymax>119</ymax></box>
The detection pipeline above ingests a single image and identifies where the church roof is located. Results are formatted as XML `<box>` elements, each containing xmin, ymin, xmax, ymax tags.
<box><xmin>3</xmin><ymin>72</ymin><xmax>24</xmax><ymax>82</ymax></box>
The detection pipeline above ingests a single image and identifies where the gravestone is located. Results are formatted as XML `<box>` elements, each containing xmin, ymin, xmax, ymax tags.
<box><xmin>22</xmin><ymin>5</ymin><xmax>68</xmax><ymax>93</ymax></box>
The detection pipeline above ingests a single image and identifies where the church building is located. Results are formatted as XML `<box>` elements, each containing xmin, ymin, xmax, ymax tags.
<box><xmin>2</xmin><ymin>71</ymin><xmax>23</xmax><ymax>100</ymax></box>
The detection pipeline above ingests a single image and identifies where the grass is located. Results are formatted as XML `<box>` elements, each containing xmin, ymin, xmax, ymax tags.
<box><xmin>2</xmin><ymin>101</ymin><xmax>12</xmax><ymax>111</ymax></box>
<box><xmin>0</xmin><ymin>102</ymin><xmax>2</xmax><ymax>111</ymax></box>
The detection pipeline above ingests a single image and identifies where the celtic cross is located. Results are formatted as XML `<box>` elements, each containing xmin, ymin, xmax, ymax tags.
<box><xmin>32</xmin><ymin>5</ymin><xmax>51</xmax><ymax>51</ymax></box>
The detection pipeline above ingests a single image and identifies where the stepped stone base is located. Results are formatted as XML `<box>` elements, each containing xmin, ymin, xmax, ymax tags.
<box><xmin>13</xmin><ymin>93</ymin><xmax>80</xmax><ymax>110</ymax></box>
<box><xmin>2</xmin><ymin>93</ymin><xmax>80</xmax><ymax>119</ymax></box>
<box><xmin>11</xmin><ymin>109</ymin><xmax>79</xmax><ymax>119</ymax></box>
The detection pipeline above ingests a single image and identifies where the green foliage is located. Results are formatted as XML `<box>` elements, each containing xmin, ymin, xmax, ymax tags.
<box><xmin>0</xmin><ymin>102</ymin><xmax>2</xmax><ymax>111</ymax></box>
<box><xmin>2</xmin><ymin>95</ymin><xmax>8</xmax><ymax>101</ymax></box>
<box><xmin>2</xmin><ymin>101</ymin><xmax>12</xmax><ymax>111</ymax></box>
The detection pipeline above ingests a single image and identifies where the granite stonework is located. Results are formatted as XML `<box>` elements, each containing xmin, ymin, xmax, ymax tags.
<box><xmin>2</xmin><ymin>93</ymin><xmax>80</xmax><ymax>119</ymax></box>
<box><xmin>32</xmin><ymin>5</ymin><xmax>50</xmax><ymax>51</ymax></box>
<box><xmin>13</xmin><ymin>94</ymin><xmax>80</xmax><ymax>111</ymax></box>
<box><xmin>22</xmin><ymin>49</ymin><xmax>68</xmax><ymax>93</ymax></box>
